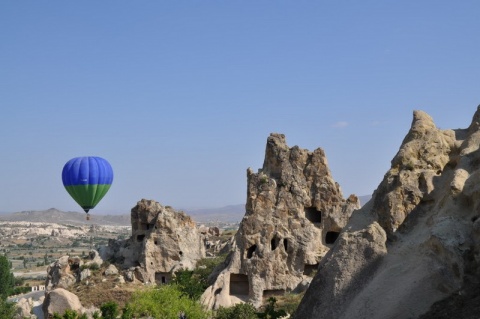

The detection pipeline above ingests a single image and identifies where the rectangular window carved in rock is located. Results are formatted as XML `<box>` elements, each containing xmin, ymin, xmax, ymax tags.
<box><xmin>229</xmin><ymin>273</ymin><xmax>249</xmax><ymax>295</ymax></box>
<box><xmin>305</xmin><ymin>207</ymin><xmax>322</xmax><ymax>224</ymax></box>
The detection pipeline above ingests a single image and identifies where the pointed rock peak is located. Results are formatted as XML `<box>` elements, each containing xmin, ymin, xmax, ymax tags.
<box><xmin>411</xmin><ymin>110</ymin><xmax>436</xmax><ymax>132</ymax></box>
<box><xmin>263</xmin><ymin>133</ymin><xmax>290</xmax><ymax>175</ymax></box>
<box><xmin>467</xmin><ymin>105</ymin><xmax>480</xmax><ymax>132</ymax></box>
<box><xmin>400</xmin><ymin>110</ymin><xmax>437</xmax><ymax>144</ymax></box>
<box><xmin>265</xmin><ymin>133</ymin><xmax>288</xmax><ymax>152</ymax></box>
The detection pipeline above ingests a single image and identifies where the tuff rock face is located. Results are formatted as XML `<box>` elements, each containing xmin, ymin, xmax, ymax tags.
<box><xmin>103</xmin><ymin>199</ymin><xmax>205</xmax><ymax>284</ymax></box>
<box><xmin>201</xmin><ymin>133</ymin><xmax>360</xmax><ymax>308</ymax></box>
<box><xmin>294</xmin><ymin>108</ymin><xmax>480</xmax><ymax>319</ymax></box>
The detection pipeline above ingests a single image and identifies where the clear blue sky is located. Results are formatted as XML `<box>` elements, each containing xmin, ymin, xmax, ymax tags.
<box><xmin>1</xmin><ymin>1</ymin><xmax>479</xmax><ymax>214</ymax></box>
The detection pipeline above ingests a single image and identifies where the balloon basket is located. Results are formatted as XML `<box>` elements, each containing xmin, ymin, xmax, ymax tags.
<box><xmin>86</xmin><ymin>213</ymin><xmax>90</xmax><ymax>221</ymax></box>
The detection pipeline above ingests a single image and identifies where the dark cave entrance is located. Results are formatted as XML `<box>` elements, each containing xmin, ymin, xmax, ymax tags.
<box><xmin>247</xmin><ymin>245</ymin><xmax>257</xmax><ymax>259</ymax></box>
<box><xmin>325</xmin><ymin>231</ymin><xmax>340</xmax><ymax>244</ymax></box>
<box><xmin>303</xmin><ymin>264</ymin><xmax>319</xmax><ymax>276</ymax></box>
<box><xmin>271</xmin><ymin>236</ymin><xmax>278</xmax><ymax>251</ymax></box>
<box><xmin>155</xmin><ymin>272</ymin><xmax>171</xmax><ymax>284</ymax></box>
<box><xmin>305</xmin><ymin>207</ymin><xmax>322</xmax><ymax>224</ymax></box>
<box><xmin>229</xmin><ymin>274</ymin><xmax>249</xmax><ymax>295</ymax></box>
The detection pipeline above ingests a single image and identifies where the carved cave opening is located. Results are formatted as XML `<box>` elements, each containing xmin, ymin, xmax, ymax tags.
<box><xmin>271</xmin><ymin>237</ymin><xmax>278</xmax><ymax>251</ymax></box>
<box><xmin>247</xmin><ymin>245</ymin><xmax>257</xmax><ymax>259</ymax></box>
<box><xmin>305</xmin><ymin>207</ymin><xmax>322</xmax><ymax>224</ymax></box>
<box><xmin>137</xmin><ymin>234</ymin><xmax>145</xmax><ymax>242</ymax></box>
<box><xmin>229</xmin><ymin>274</ymin><xmax>249</xmax><ymax>295</ymax></box>
<box><xmin>325</xmin><ymin>231</ymin><xmax>340</xmax><ymax>244</ymax></box>
<box><xmin>303</xmin><ymin>264</ymin><xmax>319</xmax><ymax>276</ymax></box>
<box><xmin>155</xmin><ymin>272</ymin><xmax>171</xmax><ymax>284</ymax></box>
<box><xmin>283</xmin><ymin>239</ymin><xmax>288</xmax><ymax>251</ymax></box>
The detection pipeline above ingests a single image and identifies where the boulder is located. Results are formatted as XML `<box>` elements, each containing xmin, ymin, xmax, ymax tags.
<box><xmin>104</xmin><ymin>264</ymin><xmax>119</xmax><ymax>276</ymax></box>
<box><xmin>43</xmin><ymin>288</ymin><xmax>83</xmax><ymax>318</ymax></box>
<box><xmin>15</xmin><ymin>297</ymin><xmax>33</xmax><ymax>319</ymax></box>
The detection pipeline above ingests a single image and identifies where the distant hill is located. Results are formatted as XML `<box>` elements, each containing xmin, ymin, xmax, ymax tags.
<box><xmin>185</xmin><ymin>204</ymin><xmax>245</xmax><ymax>223</ymax></box>
<box><xmin>0</xmin><ymin>199</ymin><xmax>369</xmax><ymax>226</ymax></box>
<box><xmin>0</xmin><ymin>208</ymin><xmax>131</xmax><ymax>226</ymax></box>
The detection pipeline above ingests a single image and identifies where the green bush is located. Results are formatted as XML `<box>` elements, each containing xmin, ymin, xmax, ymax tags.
<box><xmin>124</xmin><ymin>285</ymin><xmax>209</xmax><ymax>319</ymax></box>
<box><xmin>100</xmin><ymin>301</ymin><xmax>119</xmax><ymax>319</ymax></box>
<box><xmin>173</xmin><ymin>270</ymin><xmax>205</xmax><ymax>300</ymax></box>
<box><xmin>173</xmin><ymin>255</ymin><xmax>227</xmax><ymax>301</ymax></box>
<box><xmin>214</xmin><ymin>303</ymin><xmax>258</xmax><ymax>319</ymax></box>
<box><xmin>52</xmin><ymin>309</ymin><xmax>85</xmax><ymax>319</ymax></box>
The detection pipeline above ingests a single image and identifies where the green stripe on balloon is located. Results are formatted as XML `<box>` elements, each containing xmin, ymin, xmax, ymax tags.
<box><xmin>64</xmin><ymin>184</ymin><xmax>112</xmax><ymax>212</ymax></box>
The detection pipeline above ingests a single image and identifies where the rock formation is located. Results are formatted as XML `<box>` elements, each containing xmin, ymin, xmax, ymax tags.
<box><xmin>42</xmin><ymin>288</ymin><xmax>84</xmax><ymax>318</ymax></box>
<box><xmin>294</xmin><ymin>107</ymin><xmax>480</xmax><ymax>319</ymax></box>
<box><xmin>101</xmin><ymin>199</ymin><xmax>205</xmax><ymax>284</ymax></box>
<box><xmin>202</xmin><ymin>133</ymin><xmax>360</xmax><ymax>308</ymax></box>
<box><xmin>46</xmin><ymin>256</ymin><xmax>83</xmax><ymax>290</ymax></box>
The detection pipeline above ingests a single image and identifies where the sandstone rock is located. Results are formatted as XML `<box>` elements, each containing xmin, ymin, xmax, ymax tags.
<box><xmin>294</xmin><ymin>106</ymin><xmax>480</xmax><ymax>319</ymax></box>
<box><xmin>84</xmin><ymin>250</ymin><xmax>103</xmax><ymax>268</ymax></box>
<box><xmin>202</xmin><ymin>133</ymin><xmax>360</xmax><ymax>308</ymax></box>
<box><xmin>46</xmin><ymin>256</ymin><xmax>82</xmax><ymax>290</ymax></box>
<box><xmin>43</xmin><ymin>288</ymin><xmax>83</xmax><ymax>318</ymax></box>
<box><xmin>15</xmin><ymin>297</ymin><xmax>33</xmax><ymax>319</ymax></box>
<box><xmin>79</xmin><ymin>268</ymin><xmax>91</xmax><ymax>281</ymax></box>
<box><xmin>104</xmin><ymin>199</ymin><xmax>206</xmax><ymax>285</ymax></box>
<box><xmin>104</xmin><ymin>264</ymin><xmax>119</xmax><ymax>276</ymax></box>
<box><xmin>124</xmin><ymin>268</ymin><xmax>135</xmax><ymax>282</ymax></box>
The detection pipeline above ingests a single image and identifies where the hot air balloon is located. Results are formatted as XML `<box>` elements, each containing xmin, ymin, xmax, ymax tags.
<box><xmin>62</xmin><ymin>156</ymin><xmax>113</xmax><ymax>220</ymax></box>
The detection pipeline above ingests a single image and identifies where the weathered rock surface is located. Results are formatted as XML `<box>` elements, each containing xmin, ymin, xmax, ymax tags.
<box><xmin>42</xmin><ymin>288</ymin><xmax>84</xmax><ymax>318</ymax></box>
<box><xmin>294</xmin><ymin>107</ymin><xmax>480</xmax><ymax>319</ymax></box>
<box><xmin>15</xmin><ymin>297</ymin><xmax>34</xmax><ymax>319</ymax></box>
<box><xmin>202</xmin><ymin>133</ymin><xmax>360</xmax><ymax>308</ymax></box>
<box><xmin>45</xmin><ymin>256</ymin><xmax>83</xmax><ymax>290</ymax></box>
<box><xmin>104</xmin><ymin>264</ymin><xmax>119</xmax><ymax>276</ymax></box>
<box><xmin>102</xmin><ymin>199</ymin><xmax>205</xmax><ymax>284</ymax></box>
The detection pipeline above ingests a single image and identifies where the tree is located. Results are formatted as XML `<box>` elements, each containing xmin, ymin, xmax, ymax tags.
<box><xmin>0</xmin><ymin>255</ymin><xmax>14</xmax><ymax>299</ymax></box>
<box><xmin>257</xmin><ymin>298</ymin><xmax>287</xmax><ymax>319</ymax></box>
<box><xmin>0</xmin><ymin>299</ymin><xmax>16</xmax><ymax>318</ymax></box>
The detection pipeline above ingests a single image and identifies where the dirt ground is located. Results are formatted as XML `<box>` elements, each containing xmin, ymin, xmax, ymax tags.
<box><xmin>71</xmin><ymin>268</ymin><xmax>145</xmax><ymax>310</ymax></box>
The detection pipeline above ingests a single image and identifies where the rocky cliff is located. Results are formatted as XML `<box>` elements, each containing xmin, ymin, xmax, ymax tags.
<box><xmin>101</xmin><ymin>199</ymin><xmax>205</xmax><ymax>284</ymax></box>
<box><xmin>294</xmin><ymin>108</ymin><xmax>480</xmax><ymax>319</ymax></box>
<box><xmin>201</xmin><ymin>133</ymin><xmax>360</xmax><ymax>308</ymax></box>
